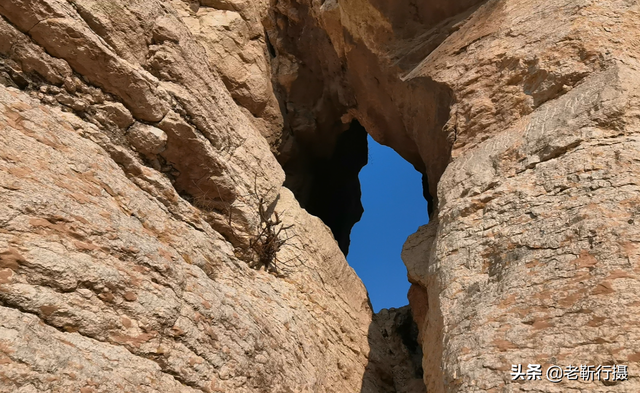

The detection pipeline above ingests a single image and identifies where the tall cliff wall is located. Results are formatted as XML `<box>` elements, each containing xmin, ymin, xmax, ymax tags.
<box><xmin>0</xmin><ymin>1</ymin><xmax>383</xmax><ymax>392</ymax></box>
<box><xmin>1</xmin><ymin>0</ymin><xmax>639</xmax><ymax>392</ymax></box>
<box><xmin>264</xmin><ymin>0</ymin><xmax>640</xmax><ymax>391</ymax></box>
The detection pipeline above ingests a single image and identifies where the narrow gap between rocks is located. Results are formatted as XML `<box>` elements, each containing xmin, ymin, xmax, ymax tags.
<box><xmin>347</xmin><ymin>135</ymin><xmax>429</xmax><ymax>312</ymax></box>
<box><xmin>283</xmin><ymin>119</ymin><xmax>429</xmax><ymax>312</ymax></box>
<box><xmin>284</xmin><ymin>123</ymin><xmax>431</xmax><ymax>392</ymax></box>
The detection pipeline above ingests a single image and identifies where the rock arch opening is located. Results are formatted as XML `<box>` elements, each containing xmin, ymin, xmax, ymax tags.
<box><xmin>348</xmin><ymin>134</ymin><xmax>429</xmax><ymax>311</ymax></box>
<box><xmin>279</xmin><ymin>118</ymin><xmax>431</xmax><ymax>391</ymax></box>
<box><xmin>281</xmin><ymin>115</ymin><xmax>430</xmax><ymax>311</ymax></box>
<box><xmin>283</xmin><ymin>119</ymin><xmax>369</xmax><ymax>255</ymax></box>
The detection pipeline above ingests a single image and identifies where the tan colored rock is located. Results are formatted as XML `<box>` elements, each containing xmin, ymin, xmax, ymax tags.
<box><xmin>0</xmin><ymin>16</ymin><xmax>72</xmax><ymax>86</ymax></box>
<box><xmin>3</xmin><ymin>0</ymin><xmax>639</xmax><ymax>392</ymax></box>
<box><xmin>0</xmin><ymin>306</ymin><xmax>198</xmax><ymax>393</ymax></box>
<box><xmin>127</xmin><ymin>123</ymin><xmax>168</xmax><ymax>155</ymax></box>
<box><xmin>93</xmin><ymin>102</ymin><xmax>135</xmax><ymax>129</ymax></box>
<box><xmin>172</xmin><ymin>0</ymin><xmax>284</xmax><ymax>149</ymax></box>
<box><xmin>0</xmin><ymin>0</ymin><xmax>171</xmax><ymax>122</ymax></box>
<box><xmin>193</xmin><ymin>9</ymin><xmax>260</xmax><ymax>105</ymax></box>
<box><xmin>417</xmin><ymin>64</ymin><xmax>640</xmax><ymax>393</ymax></box>
<box><xmin>0</xmin><ymin>81</ymin><xmax>375</xmax><ymax>392</ymax></box>
<box><xmin>267</xmin><ymin>0</ymin><xmax>640</xmax><ymax>392</ymax></box>
<box><xmin>380</xmin><ymin>1</ymin><xmax>639</xmax><ymax>392</ymax></box>
<box><xmin>0</xmin><ymin>0</ymin><xmax>408</xmax><ymax>391</ymax></box>
<box><xmin>1</xmin><ymin>0</ymin><xmax>287</xmax><ymax>237</ymax></box>
<box><xmin>55</xmin><ymin>93</ymin><xmax>89</xmax><ymax>112</ymax></box>
<box><xmin>364</xmin><ymin>307</ymin><xmax>427</xmax><ymax>393</ymax></box>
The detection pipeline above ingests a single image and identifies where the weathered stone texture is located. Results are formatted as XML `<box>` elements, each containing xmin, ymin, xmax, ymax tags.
<box><xmin>0</xmin><ymin>0</ymin><xmax>381</xmax><ymax>392</ymax></box>
<box><xmin>170</xmin><ymin>0</ymin><xmax>284</xmax><ymax>149</ymax></box>
<box><xmin>265</xmin><ymin>0</ymin><xmax>640</xmax><ymax>391</ymax></box>
<box><xmin>2</xmin><ymin>0</ymin><xmax>640</xmax><ymax>392</ymax></box>
<box><xmin>399</xmin><ymin>1</ymin><xmax>640</xmax><ymax>392</ymax></box>
<box><xmin>364</xmin><ymin>307</ymin><xmax>427</xmax><ymax>393</ymax></box>
<box><xmin>423</xmin><ymin>64</ymin><xmax>640</xmax><ymax>393</ymax></box>
<box><xmin>0</xmin><ymin>79</ymin><xmax>375</xmax><ymax>392</ymax></box>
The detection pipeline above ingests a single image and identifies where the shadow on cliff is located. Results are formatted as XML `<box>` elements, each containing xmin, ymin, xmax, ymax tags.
<box><xmin>368</xmin><ymin>0</ymin><xmax>487</xmax><ymax>39</ymax></box>
<box><xmin>360</xmin><ymin>307</ymin><xmax>427</xmax><ymax>393</ymax></box>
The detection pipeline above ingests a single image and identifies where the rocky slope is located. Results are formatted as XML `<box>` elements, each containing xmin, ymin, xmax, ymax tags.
<box><xmin>2</xmin><ymin>0</ymin><xmax>640</xmax><ymax>392</ymax></box>
<box><xmin>0</xmin><ymin>1</ymin><xmax>384</xmax><ymax>392</ymax></box>
<box><xmin>265</xmin><ymin>0</ymin><xmax>640</xmax><ymax>391</ymax></box>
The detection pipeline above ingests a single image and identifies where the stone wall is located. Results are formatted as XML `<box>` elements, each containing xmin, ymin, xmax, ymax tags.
<box><xmin>0</xmin><ymin>1</ymin><xmax>382</xmax><ymax>392</ymax></box>
<box><xmin>1</xmin><ymin>0</ymin><xmax>639</xmax><ymax>392</ymax></box>
<box><xmin>266</xmin><ymin>0</ymin><xmax>640</xmax><ymax>391</ymax></box>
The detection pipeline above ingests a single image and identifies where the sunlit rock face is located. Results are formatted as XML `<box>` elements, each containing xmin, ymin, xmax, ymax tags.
<box><xmin>399</xmin><ymin>2</ymin><xmax>640</xmax><ymax>392</ymax></box>
<box><xmin>0</xmin><ymin>1</ymin><xmax>378</xmax><ymax>392</ymax></box>
<box><xmin>269</xmin><ymin>0</ymin><xmax>640</xmax><ymax>392</ymax></box>
<box><xmin>2</xmin><ymin>0</ymin><xmax>640</xmax><ymax>392</ymax></box>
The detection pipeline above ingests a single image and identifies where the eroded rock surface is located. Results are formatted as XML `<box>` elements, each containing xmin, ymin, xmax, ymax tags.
<box><xmin>364</xmin><ymin>307</ymin><xmax>426</xmax><ymax>393</ymax></box>
<box><xmin>2</xmin><ymin>0</ymin><xmax>640</xmax><ymax>392</ymax></box>
<box><xmin>398</xmin><ymin>2</ymin><xmax>640</xmax><ymax>392</ymax></box>
<box><xmin>330</xmin><ymin>4</ymin><xmax>640</xmax><ymax>393</ymax></box>
<box><xmin>264</xmin><ymin>0</ymin><xmax>640</xmax><ymax>391</ymax></box>
<box><xmin>0</xmin><ymin>1</ymin><xmax>381</xmax><ymax>392</ymax></box>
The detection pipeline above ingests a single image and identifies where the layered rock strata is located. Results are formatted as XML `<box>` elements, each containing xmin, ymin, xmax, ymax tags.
<box><xmin>1</xmin><ymin>0</ymin><xmax>640</xmax><ymax>392</ymax></box>
<box><xmin>0</xmin><ymin>0</ymin><xmax>387</xmax><ymax>392</ymax></box>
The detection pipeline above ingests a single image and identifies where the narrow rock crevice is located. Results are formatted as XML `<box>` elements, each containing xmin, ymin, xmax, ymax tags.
<box><xmin>285</xmin><ymin>119</ymin><xmax>368</xmax><ymax>255</ymax></box>
<box><xmin>262</xmin><ymin>2</ymin><xmax>467</xmax><ymax>391</ymax></box>
<box><xmin>363</xmin><ymin>306</ymin><xmax>427</xmax><ymax>393</ymax></box>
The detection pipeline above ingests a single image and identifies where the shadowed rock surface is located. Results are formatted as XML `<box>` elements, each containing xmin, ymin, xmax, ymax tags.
<box><xmin>363</xmin><ymin>307</ymin><xmax>427</xmax><ymax>393</ymax></box>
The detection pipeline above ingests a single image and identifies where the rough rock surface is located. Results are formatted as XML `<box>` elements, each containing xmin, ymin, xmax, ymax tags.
<box><xmin>2</xmin><ymin>0</ymin><xmax>640</xmax><ymax>392</ymax></box>
<box><xmin>170</xmin><ymin>0</ymin><xmax>284</xmax><ymax>150</ymax></box>
<box><xmin>258</xmin><ymin>0</ymin><xmax>640</xmax><ymax>391</ymax></box>
<box><xmin>364</xmin><ymin>307</ymin><xmax>426</xmax><ymax>393</ymax></box>
<box><xmin>0</xmin><ymin>1</ymin><xmax>390</xmax><ymax>392</ymax></box>
<box><xmin>398</xmin><ymin>2</ymin><xmax>640</xmax><ymax>392</ymax></box>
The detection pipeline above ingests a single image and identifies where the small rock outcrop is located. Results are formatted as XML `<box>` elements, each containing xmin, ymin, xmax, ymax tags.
<box><xmin>364</xmin><ymin>307</ymin><xmax>426</xmax><ymax>393</ymax></box>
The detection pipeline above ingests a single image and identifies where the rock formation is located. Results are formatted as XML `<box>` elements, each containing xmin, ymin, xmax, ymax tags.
<box><xmin>1</xmin><ymin>0</ymin><xmax>639</xmax><ymax>392</ymax></box>
<box><xmin>0</xmin><ymin>1</ymin><xmax>373</xmax><ymax>391</ymax></box>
